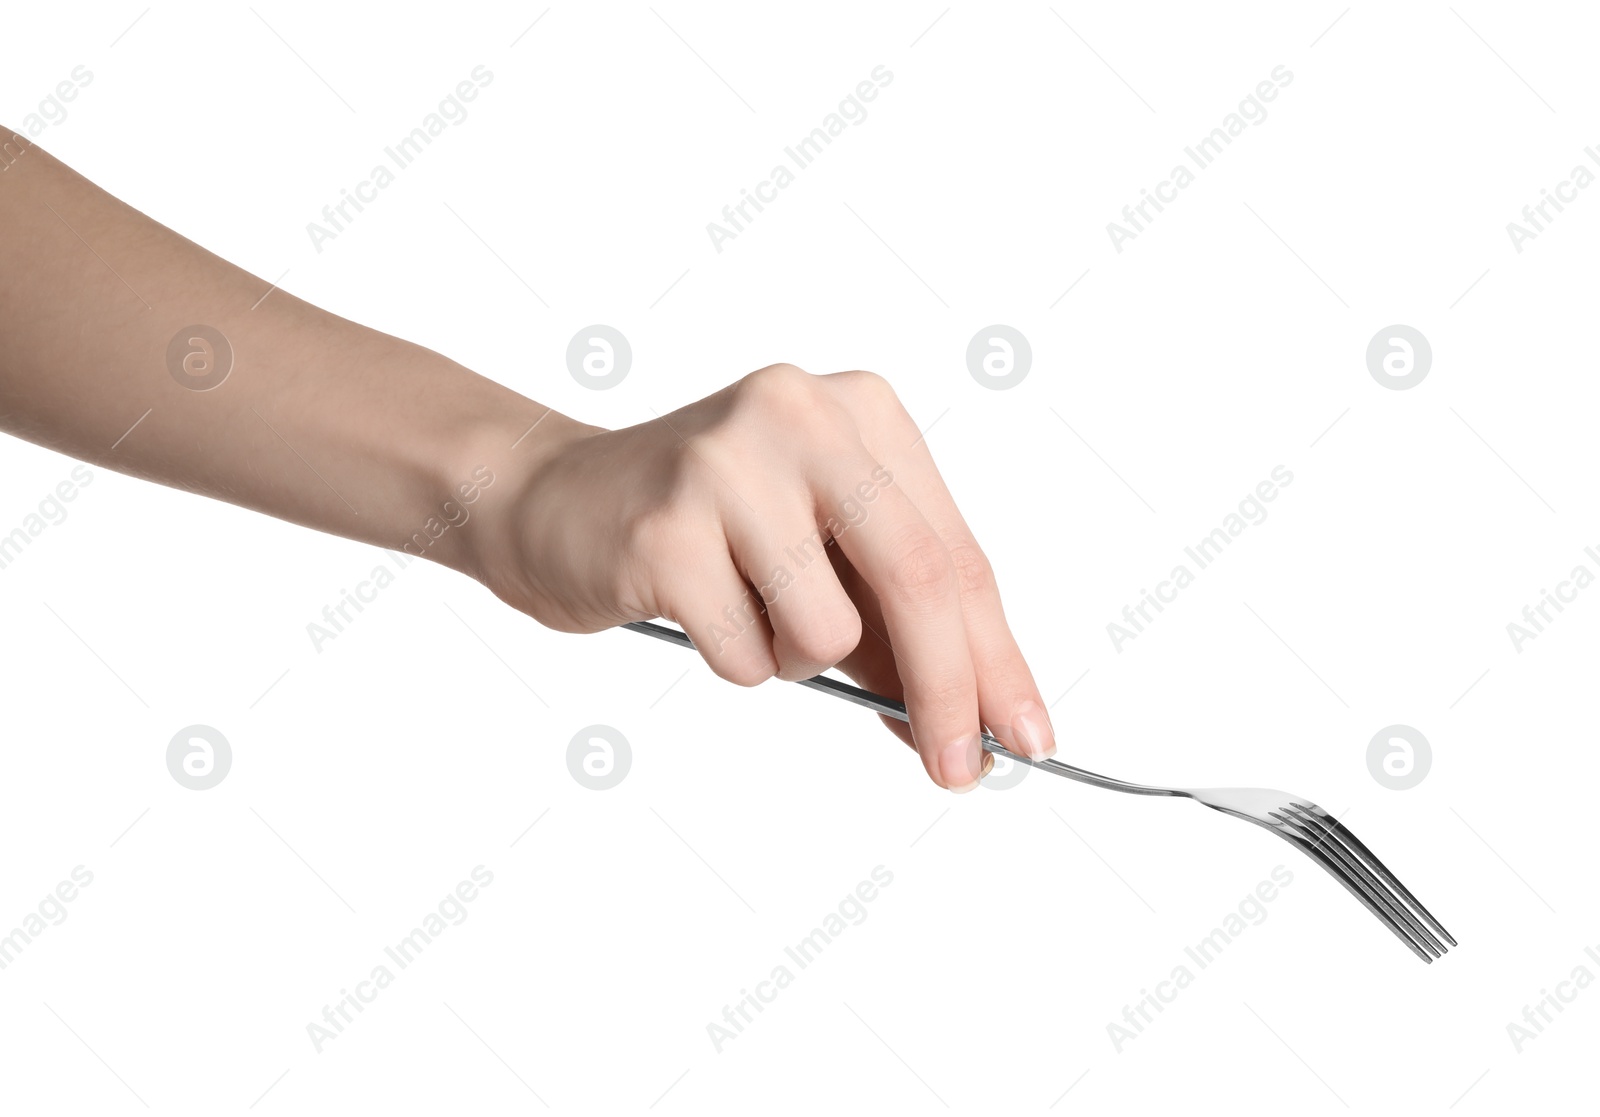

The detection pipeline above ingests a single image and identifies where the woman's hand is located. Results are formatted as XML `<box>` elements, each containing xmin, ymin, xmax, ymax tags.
<box><xmin>0</xmin><ymin>137</ymin><xmax>1051</xmax><ymax>792</ymax></box>
<box><xmin>476</xmin><ymin>363</ymin><xmax>1057</xmax><ymax>791</ymax></box>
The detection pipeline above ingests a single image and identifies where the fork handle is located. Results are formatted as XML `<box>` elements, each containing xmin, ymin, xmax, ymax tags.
<box><xmin>621</xmin><ymin>620</ymin><xmax>1180</xmax><ymax>798</ymax></box>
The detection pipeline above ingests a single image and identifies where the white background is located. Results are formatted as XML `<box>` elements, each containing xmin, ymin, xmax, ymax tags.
<box><xmin>1</xmin><ymin>1</ymin><xmax>1595</xmax><ymax>1112</ymax></box>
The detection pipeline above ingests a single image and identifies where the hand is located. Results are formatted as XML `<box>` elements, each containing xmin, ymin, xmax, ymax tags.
<box><xmin>0</xmin><ymin>140</ymin><xmax>1052</xmax><ymax>792</ymax></box>
<box><xmin>475</xmin><ymin>363</ymin><xmax>1057</xmax><ymax>791</ymax></box>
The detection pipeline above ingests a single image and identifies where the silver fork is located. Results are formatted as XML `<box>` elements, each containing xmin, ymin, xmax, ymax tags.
<box><xmin>624</xmin><ymin>620</ymin><xmax>1457</xmax><ymax>963</ymax></box>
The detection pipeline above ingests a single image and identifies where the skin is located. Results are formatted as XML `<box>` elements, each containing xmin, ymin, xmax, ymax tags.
<box><xmin>0</xmin><ymin>129</ymin><xmax>1056</xmax><ymax>790</ymax></box>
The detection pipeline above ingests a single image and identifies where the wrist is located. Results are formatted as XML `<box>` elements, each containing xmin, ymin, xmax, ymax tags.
<box><xmin>437</xmin><ymin>391</ymin><xmax>599</xmax><ymax>596</ymax></box>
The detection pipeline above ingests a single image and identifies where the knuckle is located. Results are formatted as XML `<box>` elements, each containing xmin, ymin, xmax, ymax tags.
<box><xmin>712</xmin><ymin>651</ymin><xmax>778</xmax><ymax>688</ymax></box>
<box><xmin>834</xmin><ymin>368</ymin><xmax>896</xmax><ymax>400</ymax></box>
<box><xmin>829</xmin><ymin>369</ymin><xmax>905</xmax><ymax>416</ymax></box>
<box><xmin>755</xmin><ymin>361</ymin><xmax>808</xmax><ymax>377</ymax></box>
<box><xmin>740</xmin><ymin>363</ymin><xmax>816</xmax><ymax>409</ymax></box>
<box><xmin>946</xmin><ymin>539</ymin><xmax>994</xmax><ymax>602</ymax></box>
<box><xmin>684</xmin><ymin>595</ymin><xmax>778</xmax><ymax>688</ymax></box>
<box><xmin>885</xmin><ymin>534</ymin><xmax>957</xmax><ymax>605</ymax></box>
<box><xmin>731</xmin><ymin>364</ymin><xmax>841</xmax><ymax>444</ymax></box>
<box><xmin>783</xmin><ymin>610</ymin><xmax>862</xmax><ymax>669</ymax></box>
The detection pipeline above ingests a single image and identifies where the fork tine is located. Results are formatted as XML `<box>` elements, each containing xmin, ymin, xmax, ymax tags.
<box><xmin>1282</xmin><ymin>805</ymin><xmax>1451</xmax><ymax>955</ymax></box>
<box><xmin>1267</xmin><ymin>815</ymin><xmax>1436</xmax><ymax>962</ymax></box>
<box><xmin>1276</xmin><ymin>808</ymin><xmax>1447</xmax><ymax>958</ymax></box>
<box><xmin>1291</xmin><ymin>802</ymin><xmax>1457</xmax><ymax>948</ymax></box>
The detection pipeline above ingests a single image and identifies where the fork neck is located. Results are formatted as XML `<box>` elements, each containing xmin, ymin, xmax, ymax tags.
<box><xmin>795</xmin><ymin>668</ymin><xmax>1184</xmax><ymax>798</ymax></box>
<box><xmin>994</xmin><ymin>744</ymin><xmax>1189</xmax><ymax>797</ymax></box>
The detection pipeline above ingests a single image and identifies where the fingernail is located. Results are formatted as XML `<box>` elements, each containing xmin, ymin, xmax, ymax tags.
<box><xmin>942</xmin><ymin>735</ymin><xmax>985</xmax><ymax>792</ymax></box>
<box><xmin>980</xmin><ymin>752</ymin><xmax>995</xmax><ymax>779</ymax></box>
<box><xmin>1014</xmin><ymin>701</ymin><xmax>1056</xmax><ymax>760</ymax></box>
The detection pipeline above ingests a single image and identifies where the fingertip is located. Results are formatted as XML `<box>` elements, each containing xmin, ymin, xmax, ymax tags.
<box><xmin>1011</xmin><ymin>699</ymin><xmax>1056</xmax><ymax>760</ymax></box>
<box><xmin>938</xmin><ymin>734</ymin><xmax>985</xmax><ymax>793</ymax></box>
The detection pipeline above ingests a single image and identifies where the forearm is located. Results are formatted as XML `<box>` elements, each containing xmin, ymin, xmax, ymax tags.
<box><xmin>0</xmin><ymin>132</ymin><xmax>588</xmax><ymax>577</ymax></box>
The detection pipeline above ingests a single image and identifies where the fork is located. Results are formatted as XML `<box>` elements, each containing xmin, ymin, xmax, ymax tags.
<box><xmin>624</xmin><ymin>619</ymin><xmax>1457</xmax><ymax>963</ymax></box>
